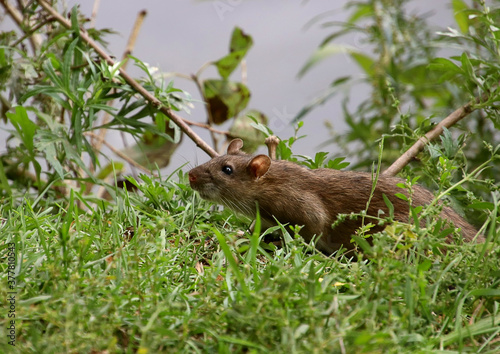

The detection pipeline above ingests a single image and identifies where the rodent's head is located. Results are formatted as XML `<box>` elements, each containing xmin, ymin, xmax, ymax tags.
<box><xmin>188</xmin><ymin>139</ymin><xmax>271</xmax><ymax>212</ymax></box>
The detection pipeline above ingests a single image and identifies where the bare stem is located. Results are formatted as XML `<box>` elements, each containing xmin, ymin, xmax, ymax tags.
<box><xmin>1</xmin><ymin>0</ymin><xmax>43</xmax><ymax>52</ymax></box>
<box><xmin>94</xmin><ymin>9</ymin><xmax>148</xmax><ymax>166</ymax></box>
<box><xmin>191</xmin><ymin>72</ymin><xmax>219</xmax><ymax>150</ymax></box>
<box><xmin>89</xmin><ymin>0</ymin><xmax>101</xmax><ymax>28</ymax></box>
<box><xmin>10</xmin><ymin>16</ymin><xmax>55</xmax><ymax>47</ymax></box>
<box><xmin>183</xmin><ymin>118</ymin><xmax>229</xmax><ymax>135</ymax></box>
<box><xmin>84</xmin><ymin>132</ymin><xmax>152</xmax><ymax>173</ymax></box>
<box><xmin>121</xmin><ymin>9</ymin><xmax>147</xmax><ymax>68</ymax></box>
<box><xmin>383</xmin><ymin>93</ymin><xmax>488</xmax><ymax>177</ymax></box>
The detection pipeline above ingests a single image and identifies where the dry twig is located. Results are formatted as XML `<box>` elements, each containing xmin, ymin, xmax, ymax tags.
<box><xmin>84</xmin><ymin>132</ymin><xmax>152</xmax><ymax>173</ymax></box>
<box><xmin>94</xmin><ymin>9</ymin><xmax>148</xmax><ymax>161</ymax></box>
<box><xmin>0</xmin><ymin>0</ymin><xmax>43</xmax><ymax>52</ymax></box>
<box><xmin>89</xmin><ymin>0</ymin><xmax>100</xmax><ymax>28</ymax></box>
<box><xmin>383</xmin><ymin>93</ymin><xmax>488</xmax><ymax>176</ymax></box>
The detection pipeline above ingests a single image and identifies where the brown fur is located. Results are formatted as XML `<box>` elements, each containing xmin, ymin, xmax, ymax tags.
<box><xmin>188</xmin><ymin>139</ymin><xmax>483</xmax><ymax>254</ymax></box>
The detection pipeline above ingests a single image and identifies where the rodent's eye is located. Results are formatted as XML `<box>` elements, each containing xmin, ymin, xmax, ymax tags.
<box><xmin>221</xmin><ymin>165</ymin><xmax>233</xmax><ymax>175</ymax></box>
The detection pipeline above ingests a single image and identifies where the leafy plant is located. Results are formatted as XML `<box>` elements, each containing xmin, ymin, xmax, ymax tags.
<box><xmin>0</xmin><ymin>4</ymin><xmax>266</xmax><ymax>199</ymax></box>
<box><xmin>299</xmin><ymin>1</ymin><xmax>499</xmax><ymax>168</ymax></box>
<box><xmin>297</xmin><ymin>0</ymin><xmax>500</xmax><ymax>225</ymax></box>
<box><xmin>0</xmin><ymin>1</ymin><xmax>498</xmax><ymax>353</ymax></box>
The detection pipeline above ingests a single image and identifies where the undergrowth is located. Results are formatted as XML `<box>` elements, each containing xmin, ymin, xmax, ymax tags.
<box><xmin>1</xmin><ymin>170</ymin><xmax>498</xmax><ymax>353</ymax></box>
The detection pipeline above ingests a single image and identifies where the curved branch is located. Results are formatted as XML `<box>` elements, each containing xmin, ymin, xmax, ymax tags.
<box><xmin>383</xmin><ymin>92</ymin><xmax>489</xmax><ymax>177</ymax></box>
<box><xmin>35</xmin><ymin>0</ymin><xmax>219</xmax><ymax>158</ymax></box>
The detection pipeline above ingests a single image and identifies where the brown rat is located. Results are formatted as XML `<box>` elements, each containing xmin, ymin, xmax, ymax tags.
<box><xmin>188</xmin><ymin>139</ymin><xmax>483</xmax><ymax>254</ymax></box>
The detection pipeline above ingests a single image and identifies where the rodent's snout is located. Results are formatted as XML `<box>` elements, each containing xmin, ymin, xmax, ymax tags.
<box><xmin>188</xmin><ymin>170</ymin><xmax>197</xmax><ymax>185</ymax></box>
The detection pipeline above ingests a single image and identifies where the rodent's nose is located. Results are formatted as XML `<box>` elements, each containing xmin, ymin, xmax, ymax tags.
<box><xmin>188</xmin><ymin>171</ymin><xmax>196</xmax><ymax>184</ymax></box>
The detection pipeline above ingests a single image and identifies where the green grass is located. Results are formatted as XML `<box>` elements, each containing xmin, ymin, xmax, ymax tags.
<box><xmin>0</xmin><ymin>171</ymin><xmax>499</xmax><ymax>353</ymax></box>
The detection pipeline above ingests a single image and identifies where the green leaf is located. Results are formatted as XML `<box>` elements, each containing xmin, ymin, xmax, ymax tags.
<box><xmin>0</xmin><ymin>159</ymin><xmax>11</xmax><ymax>195</ymax></box>
<box><xmin>7</xmin><ymin>106</ymin><xmax>37</xmax><ymax>152</ymax></box>
<box><xmin>326</xmin><ymin>157</ymin><xmax>350</xmax><ymax>170</ymax></box>
<box><xmin>71</xmin><ymin>105</ymin><xmax>83</xmax><ymax>153</ymax></box>
<box><xmin>214</xmin><ymin>27</ymin><xmax>253</xmax><ymax>79</ymax></box>
<box><xmin>452</xmin><ymin>0</ymin><xmax>469</xmax><ymax>33</ymax></box>
<box><xmin>347</xmin><ymin>3</ymin><xmax>373</xmax><ymax>24</ymax></box>
<box><xmin>97</xmin><ymin>162</ymin><xmax>125</xmax><ymax>180</ymax></box>
<box><xmin>468</xmin><ymin>288</ymin><xmax>500</xmax><ymax>297</ymax></box>
<box><xmin>382</xmin><ymin>194</ymin><xmax>395</xmax><ymax>219</ymax></box>
<box><xmin>299</xmin><ymin>45</ymin><xmax>374</xmax><ymax>78</ymax></box>
<box><xmin>228</xmin><ymin>110</ymin><xmax>268</xmax><ymax>153</ymax></box>
<box><xmin>34</xmin><ymin>130</ymin><xmax>66</xmax><ymax>180</ymax></box>
<box><xmin>117</xmin><ymin>97</ymin><xmax>147</xmax><ymax>117</ymax></box>
<box><xmin>460</xmin><ymin>52</ymin><xmax>476</xmax><ymax>81</ymax></box>
<box><xmin>213</xmin><ymin>228</ymin><xmax>250</xmax><ymax>298</ymax></box>
<box><xmin>418</xmin><ymin>259</ymin><xmax>432</xmax><ymax>272</ymax></box>
<box><xmin>0</xmin><ymin>47</ymin><xmax>7</xmax><ymax>68</ymax></box>
<box><xmin>428</xmin><ymin>57</ymin><xmax>465</xmax><ymax>83</ymax></box>
<box><xmin>351</xmin><ymin>235</ymin><xmax>373</xmax><ymax>255</ymax></box>
<box><xmin>314</xmin><ymin>152</ymin><xmax>329</xmax><ymax>167</ymax></box>
<box><xmin>119</xmin><ymin>113</ymin><xmax>182</xmax><ymax>169</ymax></box>
<box><xmin>395</xmin><ymin>193</ymin><xmax>408</xmax><ymax>201</ymax></box>
<box><xmin>250</xmin><ymin>121</ymin><xmax>273</xmax><ymax>136</ymax></box>
<box><xmin>215</xmin><ymin>51</ymin><xmax>246</xmax><ymax>79</ymax></box>
<box><xmin>349</xmin><ymin>51</ymin><xmax>375</xmax><ymax>76</ymax></box>
<box><xmin>467</xmin><ymin>201</ymin><xmax>495</xmax><ymax>211</ymax></box>
<box><xmin>229</xmin><ymin>27</ymin><xmax>253</xmax><ymax>53</ymax></box>
<box><xmin>61</xmin><ymin>138</ymin><xmax>95</xmax><ymax>182</ymax></box>
<box><xmin>70</xmin><ymin>6</ymin><xmax>81</xmax><ymax>35</ymax></box>
<box><xmin>298</xmin><ymin>45</ymin><xmax>349</xmax><ymax>78</ymax></box>
<box><xmin>19</xmin><ymin>295</ymin><xmax>52</xmax><ymax>305</ymax></box>
<box><xmin>203</xmin><ymin>79</ymin><xmax>250</xmax><ymax>124</ymax></box>
<box><xmin>62</xmin><ymin>40</ymin><xmax>77</xmax><ymax>82</ymax></box>
<box><xmin>46</xmin><ymin>52</ymin><xmax>60</xmax><ymax>70</ymax></box>
<box><xmin>428</xmin><ymin>57</ymin><xmax>463</xmax><ymax>74</ymax></box>
<box><xmin>440</xmin><ymin>315</ymin><xmax>500</xmax><ymax>346</ymax></box>
<box><xmin>6</xmin><ymin>106</ymin><xmax>43</xmax><ymax>186</ymax></box>
<box><xmin>42</xmin><ymin>59</ymin><xmax>64</xmax><ymax>91</ymax></box>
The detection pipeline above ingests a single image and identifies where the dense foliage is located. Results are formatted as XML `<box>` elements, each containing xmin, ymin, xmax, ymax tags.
<box><xmin>0</xmin><ymin>0</ymin><xmax>499</xmax><ymax>353</ymax></box>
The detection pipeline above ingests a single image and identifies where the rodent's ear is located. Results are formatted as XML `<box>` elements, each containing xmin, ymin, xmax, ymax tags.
<box><xmin>227</xmin><ymin>139</ymin><xmax>244</xmax><ymax>155</ymax></box>
<box><xmin>248</xmin><ymin>155</ymin><xmax>271</xmax><ymax>179</ymax></box>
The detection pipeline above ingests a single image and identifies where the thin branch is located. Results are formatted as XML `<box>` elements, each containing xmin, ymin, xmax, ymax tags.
<box><xmin>84</xmin><ymin>132</ymin><xmax>152</xmax><ymax>173</ymax></box>
<box><xmin>1</xmin><ymin>0</ymin><xmax>43</xmax><ymax>52</ymax></box>
<box><xmin>195</xmin><ymin>61</ymin><xmax>213</xmax><ymax>78</ymax></box>
<box><xmin>121</xmin><ymin>9</ymin><xmax>147</xmax><ymax>68</ymax></box>
<box><xmin>1</xmin><ymin>0</ymin><xmax>25</xmax><ymax>29</ymax></box>
<box><xmin>112</xmin><ymin>9</ymin><xmax>149</xmax><ymax>176</ymax></box>
<box><xmin>183</xmin><ymin>118</ymin><xmax>230</xmax><ymax>135</ymax></box>
<box><xmin>10</xmin><ymin>15</ymin><xmax>55</xmax><ymax>48</ymax></box>
<box><xmin>383</xmin><ymin>93</ymin><xmax>488</xmax><ymax>177</ymax></box>
<box><xmin>191</xmin><ymin>72</ymin><xmax>219</xmax><ymax>149</ymax></box>
<box><xmin>89</xmin><ymin>0</ymin><xmax>100</xmax><ymax>28</ymax></box>
<box><xmin>36</xmin><ymin>0</ymin><xmax>219</xmax><ymax>158</ymax></box>
<box><xmin>241</xmin><ymin>59</ymin><xmax>247</xmax><ymax>85</ymax></box>
<box><xmin>94</xmin><ymin>9</ymin><xmax>148</xmax><ymax>165</ymax></box>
